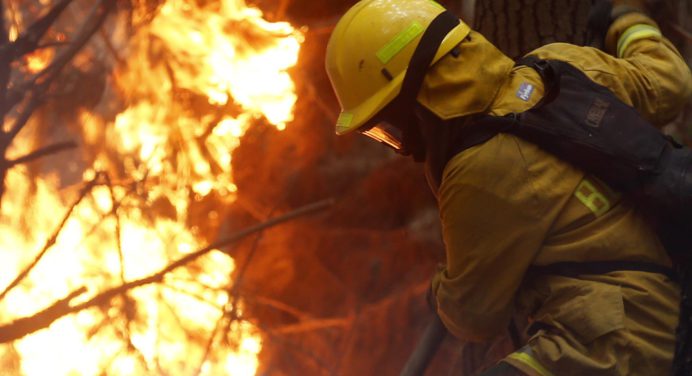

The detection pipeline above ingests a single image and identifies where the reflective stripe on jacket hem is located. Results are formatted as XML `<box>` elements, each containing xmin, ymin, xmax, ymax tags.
<box><xmin>504</xmin><ymin>347</ymin><xmax>554</xmax><ymax>376</ymax></box>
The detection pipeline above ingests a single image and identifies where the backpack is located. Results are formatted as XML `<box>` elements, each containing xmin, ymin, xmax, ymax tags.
<box><xmin>446</xmin><ymin>57</ymin><xmax>692</xmax><ymax>376</ymax></box>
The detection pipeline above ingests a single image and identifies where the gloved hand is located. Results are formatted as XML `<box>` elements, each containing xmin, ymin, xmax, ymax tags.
<box><xmin>426</xmin><ymin>263</ymin><xmax>445</xmax><ymax>312</ymax></box>
<box><xmin>587</xmin><ymin>0</ymin><xmax>614</xmax><ymax>48</ymax></box>
<box><xmin>586</xmin><ymin>0</ymin><xmax>653</xmax><ymax>49</ymax></box>
<box><xmin>611</xmin><ymin>0</ymin><xmax>650</xmax><ymax>19</ymax></box>
<box><xmin>611</xmin><ymin>0</ymin><xmax>647</xmax><ymax>12</ymax></box>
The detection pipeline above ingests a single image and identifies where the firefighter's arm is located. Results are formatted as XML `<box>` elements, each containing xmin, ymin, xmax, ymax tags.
<box><xmin>603</xmin><ymin>11</ymin><xmax>692</xmax><ymax>125</ymax></box>
<box><xmin>430</xmin><ymin>134</ymin><xmax>569</xmax><ymax>342</ymax></box>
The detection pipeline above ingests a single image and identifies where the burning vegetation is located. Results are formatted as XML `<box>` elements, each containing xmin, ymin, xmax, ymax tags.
<box><xmin>0</xmin><ymin>0</ymin><xmax>306</xmax><ymax>374</ymax></box>
<box><xmin>0</xmin><ymin>0</ymin><xmax>689</xmax><ymax>375</ymax></box>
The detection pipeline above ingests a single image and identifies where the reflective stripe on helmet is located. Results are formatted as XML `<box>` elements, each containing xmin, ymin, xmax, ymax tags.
<box><xmin>337</xmin><ymin>112</ymin><xmax>354</xmax><ymax>132</ymax></box>
<box><xmin>376</xmin><ymin>22</ymin><xmax>425</xmax><ymax>64</ymax></box>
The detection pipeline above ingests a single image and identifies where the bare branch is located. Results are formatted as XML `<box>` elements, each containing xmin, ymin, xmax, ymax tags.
<box><xmin>0</xmin><ymin>0</ymin><xmax>9</xmax><ymax>121</ymax></box>
<box><xmin>194</xmin><ymin>308</ymin><xmax>225</xmax><ymax>376</ymax></box>
<box><xmin>1</xmin><ymin>0</ymin><xmax>75</xmax><ymax>60</ymax></box>
<box><xmin>34</xmin><ymin>41</ymin><xmax>71</xmax><ymax>49</ymax></box>
<box><xmin>303</xmin><ymin>79</ymin><xmax>337</xmax><ymax>123</ymax></box>
<box><xmin>104</xmin><ymin>173</ymin><xmax>126</xmax><ymax>284</ymax></box>
<box><xmin>671</xmin><ymin>23</ymin><xmax>692</xmax><ymax>42</ymax></box>
<box><xmin>98</xmin><ymin>27</ymin><xmax>124</xmax><ymax>66</ymax></box>
<box><xmin>0</xmin><ymin>2</ymin><xmax>7</xmax><ymax>45</ymax></box>
<box><xmin>274</xmin><ymin>0</ymin><xmax>292</xmax><ymax>21</ymax></box>
<box><xmin>6</xmin><ymin>140</ymin><xmax>77</xmax><ymax>167</ymax></box>
<box><xmin>0</xmin><ymin>199</ymin><xmax>334</xmax><ymax>343</ymax></box>
<box><xmin>162</xmin><ymin>284</ymin><xmax>220</xmax><ymax>309</ymax></box>
<box><xmin>0</xmin><ymin>176</ymin><xmax>99</xmax><ymax>301</ymax></box>
<box><xmin>226</xmin><ymin>206</ymin><xmax>277</xmax><ymax>321</ymax></box>
<box><xmin>8</xmin><ymin>0</ymin><xmax>117</xmax><ymax>141</ymax></box>
<box><xmin>246</xmin><ymin>294</ymin><xmax>313</xmax><ymax>322</ymax></box>
<box><xmin>272</xmin><ymin>318</ymin><xmax>351</xmax><ymax>335</ymax></box>
<box><xmin>253</xmin><ymin>320</ymin><xmax>333</xmax><ymax>373</ymax></box>
<box><xmin>0</xmin><ymin>287</ymin><xmax>87</xmax><ymax>343</ymax></box>
<box><xmin>153</xmin><ymin>199</ymin><xmax>333</xmax><ymax>283</ymax></box>
<box><xmin>104</xmin><ymin>173</ymin><xmax>139</xmax><ymax>354</ymax></box>
<box><xmin>4</xmin><ymin>93</ymin><xmax>43</xmax><ymax>144</ymax></box>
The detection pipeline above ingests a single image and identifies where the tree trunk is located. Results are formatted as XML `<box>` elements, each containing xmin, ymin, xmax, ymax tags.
<box><xmin>474</xmin><ymin>0</ymin><xmax>591</xmax><ymax>58</ymax></box>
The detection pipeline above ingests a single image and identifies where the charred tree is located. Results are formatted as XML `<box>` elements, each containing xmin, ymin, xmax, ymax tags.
<box><xmin>472</xmin><ymin>0</ymin><xmax>690</xmax><ymax>63</ymax></box>
<box><xmin>474</xmin><ymin>0</ymin><xmax>591</xmax><ymax>58</ymax></box>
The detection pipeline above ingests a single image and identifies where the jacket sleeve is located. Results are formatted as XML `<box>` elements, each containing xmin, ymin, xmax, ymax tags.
<box><xmin>602</xmin><ymin>12</ymin><xmax>692</xmax><ymax>126</ymax></box>
<box><xmin>430</xmin><ymin>134</ymin><xmax>577</xmax><ymax>342</ymax></box>
<box><xmin>532</xmin><ymin>12</ymin><xmax>691</xmax><ymax>127</ymax></box>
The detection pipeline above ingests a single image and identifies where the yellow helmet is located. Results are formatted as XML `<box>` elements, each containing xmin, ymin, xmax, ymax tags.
<box><xmin>325</xmin><ymin>0</ymin><xmax>471</xmax><ymax>136</ymax></box>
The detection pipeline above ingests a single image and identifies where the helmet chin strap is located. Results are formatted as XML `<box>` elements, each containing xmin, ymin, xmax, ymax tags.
<box><xmin>392</xmin><ymin>10</ymin><xmax>461</xmax><ymax>162</ymax></box>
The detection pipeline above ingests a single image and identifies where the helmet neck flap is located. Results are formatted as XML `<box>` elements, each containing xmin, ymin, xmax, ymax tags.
<box><xmin>369</xmin><ymin>10</ymin><xmax>461</xmax><ymax>162</ymax></box>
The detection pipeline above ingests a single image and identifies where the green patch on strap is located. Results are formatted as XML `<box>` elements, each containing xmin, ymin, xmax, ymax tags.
<box><xmin>575</xmin><ymin>179</ymin><xmax>611</xmax><ymax>217</ymax></box>
<box><xmin>376</xmin><ymin>22</ymin><xmax>425</xmax><ymax>65</ymax></box>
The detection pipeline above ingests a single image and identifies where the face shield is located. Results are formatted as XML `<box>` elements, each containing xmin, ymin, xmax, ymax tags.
<box><xmin>357</xmin><ymin>99</ymin><xmax>418</xmax><ymax>154</ymax></box>
<box><xmin>360</xmin><ymin>120</ymin><xmax>405</xmax><ymax>151</ymax></box>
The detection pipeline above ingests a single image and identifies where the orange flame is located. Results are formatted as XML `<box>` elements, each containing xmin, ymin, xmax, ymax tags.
<box><xmin>107</xmin><ymin>0</ymin><xmax>303</xmax><ymax>213</ymax></box>
<box><xmin>0</xmin><ymin>0</ymin><xmax>303</xmax><ymax>374</ymax></box>
<box><xmin>23</xmin><ymin>48</ymin><xmax>54</xmax><ymax>73</ymax></box>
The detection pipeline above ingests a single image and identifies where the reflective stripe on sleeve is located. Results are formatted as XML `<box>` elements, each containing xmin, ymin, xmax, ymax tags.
<box><xmin>616</xmin><ymin>24</ymin><xmax>662</xmax><ymax>58</ymax></box>
<box><xmin>506</xmin><ymin>350</ymin><xmax>555</xmax><ymax>376</ymax></box>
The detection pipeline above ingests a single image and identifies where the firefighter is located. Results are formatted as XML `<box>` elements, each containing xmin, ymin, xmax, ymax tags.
<box><xmin>325</xmin><ymin>0</ymin><xmax>692</xmax><ymax>375</ymax></box>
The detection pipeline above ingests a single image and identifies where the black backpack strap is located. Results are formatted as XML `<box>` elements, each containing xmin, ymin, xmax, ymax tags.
<box><xmin>424</xmin><ymin>114</ymin><xmax>512</xmax><ymax>192</ymax></box>
<box><xmin>399</xmin><ymin>10</ymin><xmax>460</xmax><ymax>109</ymax></box>
<box><xmin>515</xmin><ymin>56</ymin><xmax>560</xmax><ymax>106</ymax></box>
<box><xmin>674</xmin><ymin>267</ymin><xmax>692</xmax><ymax>376</ymax></box>
<box><xmin>392</xmin><ymin>10</ymin><xmax>460</xmax><ymax>161</ymax></box>
<box><xmin>441</xmin><ymin>54</ymin><xmax>559</xmax><ymax>162</ymax></box>
<box><xmin>448</xmin><ymin>115</ymin><xmax>515</xmax><ymax>156</ymax></box>
<box><xmin>529</xmin><ymin>260</ymin><xmax>678</xmax><ymax>282</ymax></box>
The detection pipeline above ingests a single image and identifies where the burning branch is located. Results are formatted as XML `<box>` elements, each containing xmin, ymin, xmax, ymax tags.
<box><xmin>0</xmin><ymin>287</ymin><xmax>88</xmax><ymax>343</ymax></box>
<box><xmin>254</xmin><ymin>323</ymin><xmax>334</xmax><ymax>374</ymax></box>
<box><xmin>1</xmin><ymin>0</ymin><xmax>74</xmax><ymax>62</ymax></box>
<box><xmin>272</xmin><ymin>318</ymin><xmax>350</xmax><ymax>335</ymax></box>
<box><xmin>1</xmin><ymin>0</ymin><xmax>307</xmax><ymax>373</ymax></box>
<box><xmin>196</xmin><ymin>202</ymin><xmax>278</xmax><ymax>375</ymax></box>
<box><xmin>7</xmin><ymin>0</ymin><xmax>116</xmax><ymax>141</ymax></box>
<box><xmin>0</xmin><ymin>0</ymin><xmax>117</xmax><ymax>204</ymax></box>
<box><xmin>0</xmin><ymin>176</ymin><xmax>99</xmax><ymax>302</ymax></box>
<box><xmin>0</xmin><ymin>2</ymin><xmax>10</xmax><ymax>119</ymax></box>
<box><xmin>0</xmin><ymin>199</ymin><xmax>334</xmax><ymax>343</ymax></box>
<box><xmin>1</xmin><ymin>0</ymin><xmax>75</xmax><ymax>122</ymax></box>
<box><xmin>5</xmin><ymin>140</ymin><xmax>77</xmax><ymax>167</ymax></box>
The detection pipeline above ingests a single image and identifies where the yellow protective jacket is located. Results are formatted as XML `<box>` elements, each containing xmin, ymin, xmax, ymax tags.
<box><xmin>427</xmin><ymin>12</ymin><xmax>692</xmax><ymax>376</ymax></box>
